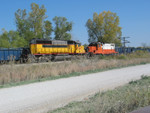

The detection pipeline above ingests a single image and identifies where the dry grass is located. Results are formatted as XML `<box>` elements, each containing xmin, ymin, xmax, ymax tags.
<box><xmin>50</xmin><ymin>76</ymin><xmax>150</xmax><ymax>113</ymax></box>
<box><xmin>0</xmin><ymin>51</ymin><xmax>150</xmax><ymax>86</ymax></box>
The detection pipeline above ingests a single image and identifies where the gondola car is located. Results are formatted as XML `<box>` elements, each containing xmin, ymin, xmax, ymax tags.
<box><xmin>0</xmin><ymin>48</ymin><xmax>23</xmax><ymax>63</ymax></box>
<box><xmin>115</xmin><ymin>47</ymin><xmax>135</xmax><ymax>54</ymax></box>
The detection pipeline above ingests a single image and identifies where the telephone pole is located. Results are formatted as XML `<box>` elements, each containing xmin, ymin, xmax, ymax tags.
<box><xmin>121</xmin><ymin>37</ymin><xmax>130</xmax><ymax>54</ymax></box>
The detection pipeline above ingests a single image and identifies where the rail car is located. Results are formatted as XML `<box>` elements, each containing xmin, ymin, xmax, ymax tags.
<box><xmin>115</xmin><ymin>47</ymin><xmax>135</xmax><ymax>54</ymax></box>
<box><xmin>0</xmin><ymin>48</ymin><xmax>23</xmax><ymax>63</ymax></box>
<box><xmin>115</xmin><ymin>47</ymin><xmax>150</xmax><ymax>54</ymax></box>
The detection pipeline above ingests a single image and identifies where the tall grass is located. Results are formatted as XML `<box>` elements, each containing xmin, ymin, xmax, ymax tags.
<box><xmin>50</xmin><ymin>76</ymin><xmax>150</xmax><ymax>113</ymax></box>
<box><xmin>0</xmin><ymin>51</ymin><xmax>150</xmax><ymax>86</ymax></box>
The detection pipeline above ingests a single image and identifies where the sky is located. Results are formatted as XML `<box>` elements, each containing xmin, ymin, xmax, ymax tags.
<box><xmin>0</xmin><ymin>0</ymin><xmax>150</xmax><ymax>47</ymax></box>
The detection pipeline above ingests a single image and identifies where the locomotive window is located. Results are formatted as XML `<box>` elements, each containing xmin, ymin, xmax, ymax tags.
<box><xmin>43</xmin><ymin>45</ymin><xmax>67</xmax><ymax>48</ymax></box>
<box><xmin>36</xmin><ymin>40</ymin><xmax>52</xmax><ymax>44</ymax></box>
<box><xmin>89</xmin><ymin>43</ymin><xmax>97</xmax><ymax>46</ymax></box>
<box><xmin>52</xmin><ymin>40</ymin><xmax>67</xmax><ymax>45</ymax></box>
<box><xmin>68</xmin><ymin>41</ymin><xmax>75</xmax><ymax>45</ymax></box>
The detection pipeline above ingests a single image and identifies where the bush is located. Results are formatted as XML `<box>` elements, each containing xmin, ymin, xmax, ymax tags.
<box><xmin>116</xmin><ymin>54</ymin><xmax>127</xmax><ymax>59</ymax></box>
<box><xmin>128</xmin><ymin>50</ymin><xmax>150</xmax><ymax>58</ymax></box>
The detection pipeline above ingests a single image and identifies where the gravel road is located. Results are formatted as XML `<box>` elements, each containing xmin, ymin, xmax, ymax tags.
<box><xmin>0</xmin><ymin>64</ymin><xmax>150</xmax><ymax>113</ymax></box>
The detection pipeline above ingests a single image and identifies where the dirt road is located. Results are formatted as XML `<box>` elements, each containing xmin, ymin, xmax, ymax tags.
<box><xmin>0</xmin><ymin>64</ymin><xmax>150</xmax><ymax>113</ymax></box>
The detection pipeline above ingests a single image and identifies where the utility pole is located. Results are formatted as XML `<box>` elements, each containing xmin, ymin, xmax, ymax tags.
<box><xmin>121</xmin><ymin>37</ymin><xmax>130</xmax><ymax>54</ymax></box>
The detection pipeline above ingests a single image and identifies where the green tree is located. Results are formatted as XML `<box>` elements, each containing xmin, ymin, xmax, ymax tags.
<box><xmin>15</xmin><ymin>9</ymin><xmax>28</xmax><ymax>37</ymax></box>
<box><xmin>86</xmin><ymin>11</ymin><xmax>122</xmax><ymax>46</ymax></box>
<box><xmin>29</xmin><ymin>3</ymin><xmax>46</xmax><ymax>39</ymax></box>
<box><xmin>53</xmin><ymin>16</ymin><xmax>72</xmax><ymax>40</ymax></box>
<box><xmin>9</xmin><ymin>31</ymin><xmax>27</xmax><ymax>48</ymax></box>
<box><xmin>15</xmin><ymin>3</ymin><xmax>52</xmax><ymax>43</ymax></box>
<box><xmin>43</xmin><ymin>20</ymin><xmax>53</xmax><ymax>39</ymax></box>
<box><xmin>0</xmin><ymin>29</ymin><xmax>26</xmax><ymax>48</ymax></box>
<box><xmin>0</xmin><ymin>29</ymin><xmax>11</xmax><ymax>48</ymax></box>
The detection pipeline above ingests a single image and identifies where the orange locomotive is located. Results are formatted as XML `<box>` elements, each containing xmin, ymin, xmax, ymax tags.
<box><xmin>87</xmin><ymin>42</ymin><xmax>117</xmax><ymax>56</ymax></box>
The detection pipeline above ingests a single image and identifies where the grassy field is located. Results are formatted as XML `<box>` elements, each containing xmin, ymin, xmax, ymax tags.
<box><xmin>50</xmin><ymin>76</ymin><xmax>150</xmax><ymax>113</ymax></box>
<box><xmin>0</xmin><ymin>51</ymin><xmax>150</xmax><ymax>88</ymax></box>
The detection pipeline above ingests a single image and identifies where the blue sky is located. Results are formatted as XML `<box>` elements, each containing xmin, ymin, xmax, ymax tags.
<box><xmin>0</xmin><ymin>0</ymin><xmax>150</xmax><ymax>47</ymax></box>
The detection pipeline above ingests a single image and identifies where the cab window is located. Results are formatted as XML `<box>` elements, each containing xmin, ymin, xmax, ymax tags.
<box><xmin>77</xmin><ymin>43</ymin><xmax>81</xmax><ymax>47</ymax></box>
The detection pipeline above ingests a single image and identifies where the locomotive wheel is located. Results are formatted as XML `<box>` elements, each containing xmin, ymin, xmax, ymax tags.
<box><xmin>87</xmin><ymin>52</ymin><xmax>94</xmax><ymax>58</ymax></box>
<box><xmin>28</xmin><ymin>54</ymin><xmax>36</xmax><ymax>63</ymax></box>
<box><xmin>86</xmin><ymin>53</ymin><xmax>90</xmax><ymax>59</ymax></box>
<box><xmin>38</xmin><ymin>56</ymin><xmax>50</xmax><ymax>62</ymax></box>
<box><xmin>0</xmin><ymin>60</ymin><xmax>5</xmax><ymax>64</ymax></box>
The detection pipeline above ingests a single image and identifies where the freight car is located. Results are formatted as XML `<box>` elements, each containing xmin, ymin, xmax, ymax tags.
<box><xmin>0</xmin><ymin>48</ymin><xmax>23</xmax><ymax>63</ymax></box>
<box><xmin>115</xmin><ymin>47</ymin><xmax>150</xmax><ymax>54</ymax></box>
<box><xmin>115</xmin><ymin>47</ymin><xmax>135</xmax><ymax>54</ymax></box>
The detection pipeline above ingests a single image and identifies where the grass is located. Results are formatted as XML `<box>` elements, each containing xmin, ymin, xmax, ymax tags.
<box><xmin>0</xmin><ymin>51</ymin><xmax>150</xmax><ymax>88</ymax></box>
<box><xmin>50</xmin><ymin>76</ymin><xmax>150</xmax><ymax>113</ymax></box>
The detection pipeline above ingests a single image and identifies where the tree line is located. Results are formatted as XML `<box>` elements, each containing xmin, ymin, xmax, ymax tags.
<box><xmin>0</xmin><ymin>3</ymin><xmax>122</xmax><ymax>48</ymax></box>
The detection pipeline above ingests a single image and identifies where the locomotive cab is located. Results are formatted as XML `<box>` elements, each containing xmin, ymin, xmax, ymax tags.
<box><xmin>75</xmin><ymin>42</ymin><xmax>85</xmax><ymax>54</ymax></box>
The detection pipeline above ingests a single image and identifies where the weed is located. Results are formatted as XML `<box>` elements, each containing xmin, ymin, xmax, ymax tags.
<box><xmin>50</xmin><ymin>76</ymin><xmax>150</xmax><ymax>113</ymax></box>
<box><xmin>129</xmin><ymin>80</ymin><xmax>138</xmax><ymax>84</ymax></box>
<box><xmin>141</xmin><ymin>75</ymin><xmax>149</xmax><ymax>80</ymax></box>
<box><xmin>0</xmin><ymin>53</ymin><xmax>150</xmax><ymax>88</ymax></box>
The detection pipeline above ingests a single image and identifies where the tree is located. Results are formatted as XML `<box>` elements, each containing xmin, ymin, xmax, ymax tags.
<box><xmin>43</xmin><ymin>20</ymin><xmax>53</xmax><ymax>39</ymax></box>
<box><xmin>0</xmin><ymin>29</ymin><xmax>26</xmax><ymax>48</ymax></box>
<box><xmin>0</xmin><ymin>29</ymin><xmax>11</xmax><ymax>48</ymax></box>
<box><xmin>15</xmin><ymin>9</ymin><xmax>27</xmax><ymax>37</ymax></box>
<box><xmin>29</xmin><ymin>3</ymin><xmax>46</xmax><ymax>39</ymax></box>
<box><xmin>15</xmin><ymin>3</ymin><xmax>53</xmax><ymax>43</ymax></box>
<box><xmin>53</xmin><ymin>16</ymin><xmax>72</xmax><ymax>40</ymax></box>
<box><xmin>9</xmin><ymin>31</ymin><xmax>27</xmax><ymax>48</ymax></box>
<box><xmin>86</xmin><ymin>11</ymin><xmax>122</xmax><ymax>46</ymax></box>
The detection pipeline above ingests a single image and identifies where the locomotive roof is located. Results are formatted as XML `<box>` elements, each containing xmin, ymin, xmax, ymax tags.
<box><xmin>30</xmin><ymin>38</ymin><xmax>79</xmax><ymax>44</ymax></box>
<box><xmin>89</xmin><ymin>42</ymin><xmax>115</xmax><ymax>46</ymax></box>
<box><xmin>89</xmin><ymin>42</ymin><xmax>101</xmax><ymax>46</ymax></box>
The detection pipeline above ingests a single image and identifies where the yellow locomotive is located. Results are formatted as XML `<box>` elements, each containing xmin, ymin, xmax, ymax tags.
<box><xmin>29</xmin><ymin>38</ymin><xmax>85</xmax><ymax>62</ymax></box>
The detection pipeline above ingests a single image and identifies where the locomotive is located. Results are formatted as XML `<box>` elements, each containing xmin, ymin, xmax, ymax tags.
<box><xmin>87</xmin><ymin>42</ymin><xmax>117</xmax><ymax>57</ymax></box>
<box><xmin>0</xmin><ymin>39</ymin><xmax>118</xmax><ymax>63</ymax></box>
<box><xmin>28</xmin><ymin>38</ymin><xmax>85</xmax><ymax>62</ymax></box>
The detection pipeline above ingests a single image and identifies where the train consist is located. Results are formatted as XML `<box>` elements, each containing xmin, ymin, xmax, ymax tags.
<box><xmin>0</xmin><ymin>38</ymin><xmax>149</xmax><ymax>63</ymax></box>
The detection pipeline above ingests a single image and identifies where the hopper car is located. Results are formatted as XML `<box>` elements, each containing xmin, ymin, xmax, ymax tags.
<box><xmin>0</xmin><ymin>48</ymin><xmax>23</xmax><ymax>63</ymax></box>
